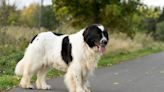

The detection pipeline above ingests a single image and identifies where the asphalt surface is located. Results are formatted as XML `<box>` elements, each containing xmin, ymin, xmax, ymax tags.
<box><xmin>8</xmin><ymin>52</ymin><xmax>164</xmax><ymax>92</ymax></box>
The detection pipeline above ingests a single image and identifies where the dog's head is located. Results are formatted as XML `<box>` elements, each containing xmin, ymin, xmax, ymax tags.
<box><xmin>83</xmin><ymin>24</ymin><xmax>109</xmax><ymax>53</ymax></box>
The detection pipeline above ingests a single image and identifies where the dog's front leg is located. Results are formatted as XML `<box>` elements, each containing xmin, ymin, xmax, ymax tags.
<box><xmin>81</xmin><ymin>74</ymin><xmax>91</xmax><ymax>92</ymax></box>
<box><xmin>65</xmin><ymin>68</ymin><xmax>85</xmax><ymax>92</ymax></box>
<box><xmin>83</xmin><ymin>80</ymin><xmax>91</xmax><ymax>92</ymax></box>
<box><xmin>74</xmin><ymin>73</ymin><xmax>85</xmax><ymax>92</ymax></box>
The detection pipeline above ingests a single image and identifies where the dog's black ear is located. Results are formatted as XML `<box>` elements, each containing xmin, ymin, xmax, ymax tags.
<box><xmin>83</xmin><ymin>25</ymin><xmax>98</xmax><ymax>48</ymax></box>
<box><xmin>30</xmin><ymin>34</ymin><xmax>38</xmax><ymax>43</ymax></box>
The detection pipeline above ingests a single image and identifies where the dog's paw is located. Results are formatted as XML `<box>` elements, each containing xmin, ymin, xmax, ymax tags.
<box><xmin>36</xmin><ymin>84</ymin><xmax>51</xmax><ymax>90</ymax></box>
<box><xmin>27</xmin><ymin>85</ymin><xmax>34</xmax><ymax>89</ymax></box>
<box><xmin>42</xmin><ymin>84</ymin><xmax>51</xmax><ymax>90</ymax></box>
<box><xmin>85</xmin><ymin>89</ymin><xmax>91</xmax><ymax>92</ymax></box>
<box><xmin>76</xmin><ymin>88</ymin><xmax>85</xmax><ymax>92</ymax></box>
<box><xmin>20</xmin><ymin>83</ymin><xmax>34</xmax><ymax>89</ymax></box>
<box><xmin>84</xmin><ymin>86</ymin><xmax>91</xmax><ymax>92</ymax></box>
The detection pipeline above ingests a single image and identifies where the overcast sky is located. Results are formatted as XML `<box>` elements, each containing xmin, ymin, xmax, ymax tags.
<box><xmin>8</xmin><ymin>0</ymin><xmax>52</xmax><ymax>9</ymax></box>
<box><xmin>8</xmin><ymin>0</ymin><xmax>164</xmax><ymax>9</ymax></box>
<box><xmin>142</xmin><ymin>0</ymin><xmax>164</xmax><ymax>8</ymax></box>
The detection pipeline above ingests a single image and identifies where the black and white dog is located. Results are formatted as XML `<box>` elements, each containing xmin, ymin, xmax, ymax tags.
<box><xmin>15</xmin><ymin>24</ymin><xmax>109</xmax><ymax>92</ymax></box>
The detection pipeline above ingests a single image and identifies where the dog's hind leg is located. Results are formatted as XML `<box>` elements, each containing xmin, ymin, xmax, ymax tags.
<box><xmin>15</xmin><ymin>59</ymin><xmax>24</xmax><ymax>76</ymax></box>
<box><xmin>19</xmin><ymin>62</ymin><xmax>34</xmax><ymax>89</ymax></box>
<box><xmin>36</xmin><ymin>66</ymin><xmax>51</xmax><ymax>90</ymax></box>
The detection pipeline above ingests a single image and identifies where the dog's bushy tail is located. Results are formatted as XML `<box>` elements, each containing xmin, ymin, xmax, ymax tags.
<box><xmin>15</xmin><ymin>58</ymin><xmax>25</xmax><ymax>76</ymax></box>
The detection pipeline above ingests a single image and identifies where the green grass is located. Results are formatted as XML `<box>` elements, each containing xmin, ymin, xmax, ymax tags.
<box><xmin>0</xmin><ymin>51</ymin><xmax>65</xmax><ymax>91</ymax></box>
<box><xmin>99</xmin><ymin>47</ymin><xmax>164</xmax><ymax>67</ymax></box>
<box><xmin>0</xmin><ymin>75</ymin><xmax>19</xmax><ymax>91</ymax></box>
<box><xmin>0</xmin><ymin>47</ymin><xmax>163</xmax><ymax>91</ymax></box>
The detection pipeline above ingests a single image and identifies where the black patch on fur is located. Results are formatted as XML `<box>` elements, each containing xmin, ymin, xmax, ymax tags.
<box><xmin>83</xmin><ymin>25</ymin><xmax>103</xmax><ymax>48</ymax></box>
<box><xmin>61</xmin><ymin>36</ymin><xmax>73</xmax><ymax>65</ymax></box>
<box><xmin>30</xmin><ymin>34</ymin><xmax>38</xmax><ymax>43</ymax></box>
<box><xmin>53</xmin><ymin>32</ymin><xmax>63</xmax><ymax>36</ymax></box>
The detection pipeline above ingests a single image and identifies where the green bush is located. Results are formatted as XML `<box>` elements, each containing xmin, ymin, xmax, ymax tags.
<box><xmin>0</xmin><ymin>52</ymin><xmax>23</xmax><ymax>76</ymax></box>
<box><xmin>155</xmin><ymin>21</ymin><xmax>164</xmax><ymax>41</ymax></box>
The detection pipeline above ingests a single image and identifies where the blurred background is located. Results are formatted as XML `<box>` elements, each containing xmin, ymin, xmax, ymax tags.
<box><xmin>0</xmin><ymin>0</ymin><xmax>164</xmax><ymax>91</ymax></box>
<box><xmin>0</xmin><ymin>0</ymin><xmax>164</xmax><ymax>34</ymax></box>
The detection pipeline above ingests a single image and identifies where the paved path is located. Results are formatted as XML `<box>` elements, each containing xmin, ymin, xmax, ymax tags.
<box><xmin>8</xmin><ymin>52</ymin><xmax>164</xmax><ymax>92</ymax></box>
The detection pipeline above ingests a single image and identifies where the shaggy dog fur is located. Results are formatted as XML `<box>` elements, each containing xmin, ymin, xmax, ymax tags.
<box><xmin>15</xmin><ymin>24</ymin><xmax>109</xmax><ymax>92</ymax></box>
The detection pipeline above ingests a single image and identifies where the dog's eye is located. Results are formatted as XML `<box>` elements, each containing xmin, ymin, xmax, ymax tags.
<box><xmin>95</xmin><ymin>33</ymin><xmax>100</xmax><ymax>37</ymax></box>
<box><xmin>103</xmin><ymin>31</ymin><xmax>108</xmax><ymax>39</ymax></box>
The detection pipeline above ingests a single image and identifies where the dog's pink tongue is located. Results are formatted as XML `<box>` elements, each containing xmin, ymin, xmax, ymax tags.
<box><xmin>99</xmin><ymin>46</ymin><xmax>106</xmax><ymax>53</ymax></box>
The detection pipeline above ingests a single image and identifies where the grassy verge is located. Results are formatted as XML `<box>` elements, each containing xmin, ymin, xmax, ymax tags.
<box><xmin>99</xmin><ymin>47</ymin><xmax>164</xmax><ymax>67</ymax></box>
<box><xmin>0</xmin><ymin>47</ymin><xmax>163</xmax><ymax>91</ymax></box>
<box><xmin>0</xmin><ymin>51</ymin><xmax>64</xmax><ymax>91</ymax></box>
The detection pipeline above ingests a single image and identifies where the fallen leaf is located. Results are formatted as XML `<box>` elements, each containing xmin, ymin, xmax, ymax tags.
<box><xmin>114</xmin><ymin>72</ymin><xmax>119</xmax><ymax>75</ymax></box>
<box><xmin>113</xmin><ymin>82</ymin><xmax>120</xmax><ymax>85</ymax></box>
<box><xmin>160</xmin><ymin>71</ymin><xmax>164</xmax><ymax>74</ymax></box>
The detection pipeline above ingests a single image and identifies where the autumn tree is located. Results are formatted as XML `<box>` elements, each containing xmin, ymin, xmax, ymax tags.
<box><xmin>0</xmin><ymin>0</ymin><xmax>19</xmax><ymax>26</ymax></box>
<box><xmin>52</xmin><ymin>0</ymin><xmax>142</xmax><ymax>37</ymax></box>
<box><xmin>19</xmin><ymin>4</ymin><xmax>57</xmax><ymax>29</ymax></box>
<box><xmin>19</xmin><ymin>3</ymin><xmax>40</xmax><ymax>27</ymax></box>
<box><xmin>41</xmin><ymin>5</ymin><xmax>58</xmax><ymax>30</ymax></box>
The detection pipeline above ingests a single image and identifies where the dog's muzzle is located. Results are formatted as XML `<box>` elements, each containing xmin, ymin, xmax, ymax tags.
<box><xmin>97</xmin><ymin>39</ymin><xmax>108</xmax><ymax>53</ymax></box>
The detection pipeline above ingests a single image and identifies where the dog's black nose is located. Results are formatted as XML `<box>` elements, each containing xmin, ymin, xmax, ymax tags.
<box><xmin>101</xmin><ymin>40</ymin><xmax>108</xmax><ymax>45</ymax></box>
